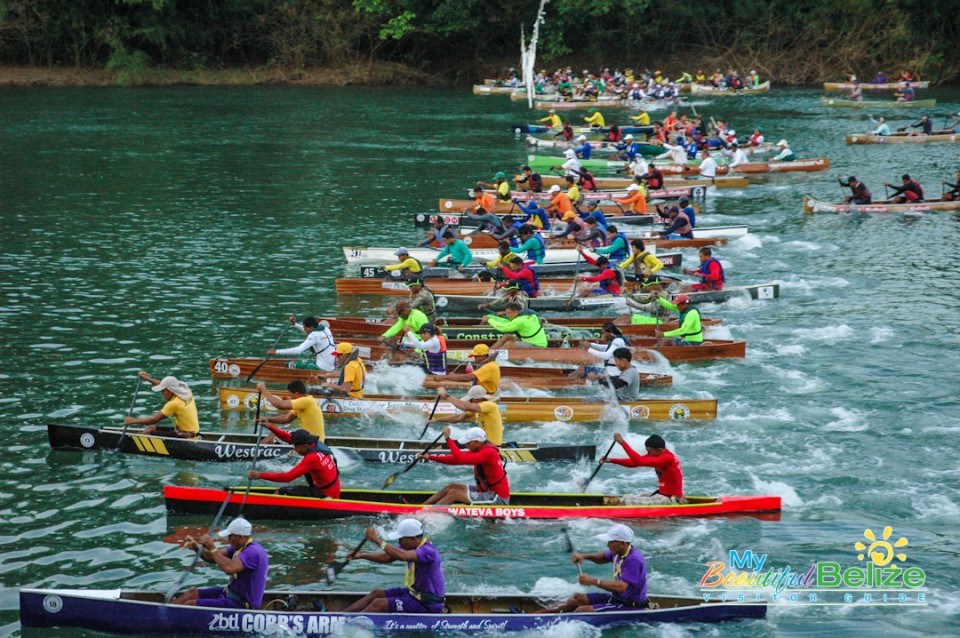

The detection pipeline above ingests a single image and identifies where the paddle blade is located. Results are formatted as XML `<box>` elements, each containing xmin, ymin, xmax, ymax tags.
<box><xmin>380</xmin><ymin>472</ymin><xmax>399</xmax><ymax>490</ymax></box>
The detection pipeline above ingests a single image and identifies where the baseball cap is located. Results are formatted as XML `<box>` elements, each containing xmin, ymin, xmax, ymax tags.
<box><xmin>217</xmin><ymin>517</ymin><xmax>252</xmax><ymax>538</ymax></box>
<box><xmin>418</xmin><ymin>323</ymin><xmax>436</xmax><ymax>334</ymax></box>
<box><xmin>624</xmin><ymin>134</ymin><xmax>634</xmax><ymax>140</ymax></box>
<box><xmin>394</xmin><ymin>247</ymin><xmax>409</xmax><ymax>256</ymax></box>
<box><xmin>626</xmin><ymin>184</ymin><xmax>639</xmax><ymax>191</ymax></box>
<box><xmin>458</xmin><ymin>426</ymin><xmax>487</xmax><ymax>444</ymax></box>
<box><xmin>335</xmin><ymin>342</ymin><xmax>354</xmax><ymax>355</ymax></box>
<box><xmin>464</xmin><ymin>385</ymin><xmax>493</xmax><ymax>401</ymax></box>
<box><xmin>673</xmin><ymin>294</ymin><xmax>691</xmax><ymax>304</ymax></box>
<box><xmin>502</xmin><ymin>280</ymin><xmax>521</xmax><ymax>290</ymax></box>
<box><xmin>290</xmin><ymin>429</ymin><xmax>320</xmax><ymax>447</ymax></box>
<box><xmin>385</xmin><ymin>518</ymin><xmax>424</xmax><ymax>540</ymax></box>
<box><xmin>564</xmin><ymin>149</ymin><xmax>576</xmax><ymax>158</ymax></box>
<box><xmin>470</xmin><ymin>344</ymin><xmax>490</xmax><ymax>358</ymax></box>
<box><xmin>494</xmin><ymin>171</ymin><xmax>506</xmax><ymax>180</ymax></box>
<box><xmin>406</xmin><ymin>278</ymin><xmax>424</xmax><ymax>287</ymax></box>
<box><xmin>777</xmin><ymin>139</ymin><xmax>788</xmax><ymax>147</ymax></box>
<box><xmin>549</xmin><ymin>185</ymin><xmax>561</xmax><ymax>193</ymax></box>
<box><xmin>151</xmin><ymin>376</ymin><xmax>191</xmax><ymax>401</ymax></box>
<box><xmin>576</xmin><ymin>135</ymin><xmax>586</xmax><ymax>141</ymax></box>
<box><xmin>598</xmin><ymin>523</ymin><xmax>634</xmax><ymax>543</ymax></box>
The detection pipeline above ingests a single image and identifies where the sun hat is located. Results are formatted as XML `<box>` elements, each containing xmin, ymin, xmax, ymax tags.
<box><xmin>217</xmin><ymin>517</ymin><xmax>253</xmax><ymax>538</ymax></box>
<box><xmin>470</xmin><ymin>344</ymin><xmax>490</xmax><ymax>358</ymax></box>
<box><xmin>458</xmin><ymin>426</ymin><xmax>488</xmax><ymax>444</ymax></box>
<box><xmin>598</xmin><ymin>523</ymin><xmax>634</xmax><ymax>543</ymax></box>
<box><xmin>151</xmin><ymin>376</ymin><xmax>192</xmax><ymax>401</ymax></box>
<box><xmin>464</xmin><ymin>386</ymin><xmax>493</xmax><ymax>401</ymax></box>
<box><xmin>385</xmin><ymin>518</ymin><xmax>424</xmax><ymax>540</ymax></box>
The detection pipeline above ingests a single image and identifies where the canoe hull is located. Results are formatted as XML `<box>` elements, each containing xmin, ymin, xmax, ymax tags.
<box><xmin>19</xmin><ymin>588</ymin><xmax>767</xmax><ymax>634</ymax></box>
<box><xmin>510</xmin><ymin>124</ymin><xmax>652</xmax><ymax>135</ymax></box>
<box><xmin>824</xmin><ymin>81</ymin><xmax>929</xmax><ymax>90</ymax></box>
<box><xmin>733</xmin><ymin>158</ymin><xmax>830</xmax><ymax>174</ymax></box>
<box><xmin>845</xmin><ymin>131</ymin><xmax>958</xmax><ymax>145</ymax></box>
<box><xmin>820</xmin><ymin>97</ymin><xmax>936</xmax><ymax>108</ymax></box>
<box><xmin>356</xmin><ymin>253</ymin><xmax>682</xmax><ymax>278</ymax></box>
<box><xmin>345</xmin><ymin>246</ymin><xmax>590</xmax><ymax>265</ymax></box>
<box><xmin>539</xmin><ymin>175</ymin><xmax>749</xmax><ymax>189</ymax></box>
<box><xmin>164</xmin><ymin>486</ymin><xmax>783</xmax><ymax>520</ymax></box>
<box><xmin>802</xmin><ymin>195</ymin><xmax>960</xmax><ymax>214</ymax></box>
<box><xmin>690</xmin><ymin>81</ymin><xmax>770</xmax><ymax>95</ymax></box>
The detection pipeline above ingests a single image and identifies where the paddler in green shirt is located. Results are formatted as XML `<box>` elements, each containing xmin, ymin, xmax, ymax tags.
<box><xmin>653</xmin><ymin>293</ymin><xmax>702</xmax><ymax>345</ymax></box>
<box><xmin>379</xmin><ymin>301</ymin><xmax>429</xmax><ymax>346</ymax></box>
<box><xmin>431</xmin><ymin>231</ymin><xmax>473</xmax><ymax>273</ymax></box>
<box><xmin>481</xmin><ymin>302</ymin><xmax>548</xmax><ymax>349</ymax></box>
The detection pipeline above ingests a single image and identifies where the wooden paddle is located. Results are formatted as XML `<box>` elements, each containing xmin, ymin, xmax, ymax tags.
<box><xmin>163</xmin><ymin>486</ymin><xmax>235</xmax><ymax>603</ymax></box>
<box><xmin>579</xmin><ymin>441</ymin><xmax>617</xmax><ymax>491</ymax></box>
<box><xmin>418</xmin><ymin>395</ymin><xmax>443</xmax><ymax>440</ymax></box>
<box><xmin>326</xmin><ymin>537</ymin><xmax>369</xmax><ymax>586</ymax></box>
<box><xmin>238</xmin><ymin>390</ymin><xmax>264</xmax><ymax>514</ymax></box>
<box><xmin>561</xmin><ymin>527</ymin><xmax>583</xmax><ymax>575</ymax></box>
<box><xmin>566</xmin><ymin>248</ymin><xmax>583</xmax><ymax>307</ymax></box>
<box><xmin>115</xmin><ymin>375</ymin><xmax>142</xmax><ymax>451</ymax></box>
<box><xmin>245</xmin><ymin>321</ymin><xmax>294</xmax><ymax>383</ymax></box>
<box><xmin>381</xmin><ymin>432</ymin><xmax>445</xmax><ymax>490</ymax></box>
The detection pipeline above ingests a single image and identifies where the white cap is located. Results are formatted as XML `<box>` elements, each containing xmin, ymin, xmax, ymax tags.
<box><xmin>598</xmin><ymin>523</ymin><xmax>634</xmax><ymax>543</ymax></box>
<box><xmin>564</xmin><ymin>149</ymin><xmax>576</xmax><ymax>158</ymax></box>
<box><xmin>151</xmin><ymin>376</ymin><xmax>192</xmax><ymax>401</ymax></box>
<box><xmin>549</xmin><ymin>185</ymin><xmax>561</xmax><ymax>193</ymax></box>
<box><xmin>576</xmin><ymin>135</ymin><xmax>586</xmax><ymax>142</ymax></box>
<box><xmin>458</xmin><ymin>427</ymin><xmax>487</xmax><ymax>445</ymax></box>
<box><xmin>394</xmin><ymin>247</ymin><xmax>409</xmax><ymax>256</ymax></box>
<box><xmin>626</xmin><ymin>184</ymin><xmax>639</xmax><ymax>191</ymax></box>
<box><xmin>632</xmin><ymin>83</ymin><xmax>639</xmax><ymax>88</ymax></box>
<box><xmin>385</xmin><ymin>518</ymin><xmax>424</xmax><ymax>540</ymax></box>
<box><xmin>217</xmin><ymin>517</ymin><xmax>253</xmax><ymax>538</ymax></box>
<box><xmin>777</xmin><ymin>139</ymin><xmax>788</xmax><ymax>147</ymax></box>
<box><xmin>464</xmin><ymin>385</ymin><xmax>493</xmax><ymax>401</ymax></box>
<box><xmin>549</xmin><ymin>109</ymin><xmax>556</xmax><ymax>114</ymax></box>
<box><xmin>624</xmin><ymin>134</ymin><xmax>634</xmax><ymax>140</ymax></box>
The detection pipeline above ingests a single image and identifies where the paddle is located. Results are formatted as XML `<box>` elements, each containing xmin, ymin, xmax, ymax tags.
<box><xmin>115</xmin><ymin>375</ymin><xmax>142</xmax><ymax>451</ymax></box>
<box><xmin>418</xmin><ymin>395</ymin><xmax>443</xmax><ymax>440</ymax></box>
<box><xmin>561</xmin><ymin>527</ymin><xmax>583</xmax><ymax>575</ymax></box>
<box><xmin>566</xmin><ymin>249</ymin><xmax>583</xmax><ymax>307</ymax></box>
<box><xmin>579</xmin><ymin>441</ymin><xmax>616</xmax><ymax>491</ymax></box>
<box><xmin>238</xmin><ymin>390</ymin><xmax>264</xmax><ymax>514</ymax></box>
<box><xmin>245</xmin><ymin>321</ymin><xmax>293</xmax><ymax>383</ymax></box>
<box><xmin>163</xmin><ymin>486</ymin><xmax>235</xmax><ymax>603</ymax></box>
<box><xmin>326</xmin><ymin>537</ymin><xmax>369</xmax><ymax>586</ymax></box>
<box><xmin>381</xmin><ymin>432</ymin><xmax>445</xmax><ymax>490</ymax></box>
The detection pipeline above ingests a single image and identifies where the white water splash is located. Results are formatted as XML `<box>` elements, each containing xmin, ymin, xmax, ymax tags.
<box><xmin>823</xmin><ymin>406</ymin><xmax>871</xmax><ymax>432</ymax></box>
<box><xmin>747</xmin><ymin>474</ymin><xmax>804</xmax><ymax>508</ymax></box>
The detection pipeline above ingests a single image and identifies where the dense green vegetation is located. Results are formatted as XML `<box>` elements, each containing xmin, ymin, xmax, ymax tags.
<box><xmin>0</xmin><ymin>0</ymin><xmax>955</xmax><ymax>84</ymax></box>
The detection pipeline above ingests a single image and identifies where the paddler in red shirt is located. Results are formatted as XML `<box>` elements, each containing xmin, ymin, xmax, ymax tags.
<box><xmin>247</xmin><ymin>428</ymin><xmax>341</xmax><ymax>498</ymax></box>
<box><xmin>602</xmin><ymin>433</ymin><xmax>683</xmax><ymax>505</ymax></box>
<box><xmin>418</xmin><ymin>426</ymin><xmax>510</xmax><ymax>506</ymax></box>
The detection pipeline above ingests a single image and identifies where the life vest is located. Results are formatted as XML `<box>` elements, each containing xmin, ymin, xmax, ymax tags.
<box><xmin>675</xmin><ymin>307</ymin><xmax>703</xmax><ymax>342</ymax></box>
<box><xmin>527</xmin><ymin>233</ymin><xmax>546</xmax><ymax>263</ymax></box>
<box><xmin>579</xmin><ymin>172</ymin><xmax>597</xmax><ymax>191</ymax></box>
<box><xmin>423</xmin><ymin>335</ymin><xmax>447</xmax><ymax>374</ymax></box>
<box><xmin>511</xmin><ymin>266</ymin><xmax>540</xmax><ymax>298</ymax></box>
<box><xmin>630</xmin><ymin>251</ymin><xmax>652</xmax><ymax>275</ymax></box>
<box><xmin>304</xmin><ymin>445</ymin><xmax>340</xmax><ymax>494</ymax></box>
<box><xmin>473</xmin><ymin>442</ymin><xmax>508</xmax><ymax>492</ymax></box>
<box><xmin>700</xmin><ymin>258</ymin><xmax>726</xmax><ymax>287</ymax></box>
<box><xmin>515</xmin><ymin>310</ymin><xmax>546</xmax><ymax>344</ymax></box>
<box><xmin>607</xmin><ymin>233</ymin><xmax>630</xmax><ymax>261</ymax></box>
<box><xmin>606</xmin><ymin>126</ymin><xmax>621</xmax><ymax>142</ymax></box>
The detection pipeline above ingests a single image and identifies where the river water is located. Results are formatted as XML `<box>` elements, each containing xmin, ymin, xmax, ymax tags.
<box><xmin>1</xmin><ymin>85</ymin><xmax>959</xmax><ymax>637</ymax></box>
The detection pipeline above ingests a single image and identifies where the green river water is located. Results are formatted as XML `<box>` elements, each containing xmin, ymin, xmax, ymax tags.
<box><xmin>1</xmin><ymin>85</ymin><xmax>959</xmax><ymax>637</ymax></box>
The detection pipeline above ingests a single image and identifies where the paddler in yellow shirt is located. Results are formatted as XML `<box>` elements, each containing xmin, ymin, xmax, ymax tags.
<box><xmin>629</xmin><ymin>109</ymin><xmax>651</xmax><ymax>126</ymax></box>
<box><xmin>583</xmin><ymin>108</ymin><xmax>605</xmax><ymax>127</ymax></box>
<box><xmin>383</xmin><ymin>247</ymin><xmax>423</xmax><ymax>277</ymax></box>
<box><xmin>324</xmin><ymin>343</ymin><xmax>366</xmax><ymax>398</ymax></box>
<box><xmin>124</xmin><ymin>370</ymin><xmax>200</xmax><ymax>438</ymax></box>
<box><xmin>428</xmin><ymin>343</ymin><xmax>501</xmax><ymax>395</ymax></box>
<box><xmin>255</xmin><ymin>380</ymin><xmax>325</xmax><ymax>443</ymax></box>
<box><xmin>477</xmin><ymin>172</ymin><xmax>511</xmax><ymax>201</ymax></box>
<box><xmin>539</xmin><ymin>109</ymin><xmax>562</xmax><ymax>128</ymax></box>
<box><xmin>424</xmin><ymin>386</ymin><xmax>503</xmax><ymax>445</ymax></box>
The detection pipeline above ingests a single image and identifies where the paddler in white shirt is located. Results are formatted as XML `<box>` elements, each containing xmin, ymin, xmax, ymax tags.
<box><xmin>697</xmin><ymin>149</ymin><xmax>718</xmax><ymax>180</ymax></box>
<box><xmin>272</xmin><ymin>316</ymin><xmax>337</xmax><ymax>372</ymax></box>
<box><xmin>722</xmin><ymin>143</ymin><xmax>749</xmax><ymax>171</ymax></box>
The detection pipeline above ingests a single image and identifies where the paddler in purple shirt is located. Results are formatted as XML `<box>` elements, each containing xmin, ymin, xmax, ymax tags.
<box><xmin>172</xmin><ymin>517</ymin><xmax>269</xmax><ymax>609</ymax></box>
<box><xmin>343</xmin><ymin>519</ymin><xmax>446</xmax><ymax>614</ymax></box>
<box><xmin>539</xmin><ymin>524</ymin><xmax>648</xmax><ymax>613</ymax></box>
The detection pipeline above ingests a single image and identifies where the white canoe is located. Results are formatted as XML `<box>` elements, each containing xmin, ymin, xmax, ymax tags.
<box><xmin>690</xmin><ymin>81</ymin><xmax>770</xmax><ymax>95</ymax></box>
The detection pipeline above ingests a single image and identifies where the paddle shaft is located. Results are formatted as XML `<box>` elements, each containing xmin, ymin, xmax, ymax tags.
<box><xmin>164</xmin><ymin>486</ymin><xmax>235</xmax><ymax>603</ymax></box>
<box><xmin>418</xmin><ymin>395</ymin><xmax>443</xmax><ymax>440</ymax></box>
<box><xmin>327</xmin><ymin>537</ymin><xmax>369</xmax><ymax>585</ymax></box>
<box><xmin>382</xmin><ymin>432</ymin><xmax>445</xmax><ymax>490</ymax></box>
<box><xmin>245</xmin><ymin>322</ymin><xmax>293</xmax><ymax>383</ymax></box>
<box><xmin>580</xmin><ymin>441</ymin><xmax>617</xmax><ymax>491</ymax></box>
<box><xmin>238</xmin><ymin>390</ymin><xmax>264</xmax><ymax>514</ymax></box>
<box><xmin>561</xmin><ymin>528</ymin><xmax>583</xmax><ymax>575</ymax></box>
<box><xmin>567</xmin><ymin>251</ymin><xmax>583</xmax><ymax>304</ymax></box>
<box><xmin>115</xmin><ymin>376</ymin><xmax>143</xmax><ymax>450</ymax></box>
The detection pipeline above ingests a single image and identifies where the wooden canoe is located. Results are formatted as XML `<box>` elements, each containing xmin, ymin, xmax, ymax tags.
<box><xmin>217</xmin><ymin>388</ymin><xmax>718</xmax><ymax>422</ymax></box>
<box><xmin>334</xmin><ymin>275</ymin><xmax>693</xmax><ymax>297</ymax></box>
<box><xmin>344</xmin><ymin>246</ymin><xmax>588</xmax><ymax>265</ymax></box>
<box><xmin>824</xmin><ymin>81</ymin><xmax>929</xmax><ymax>90</ymax></box>
<box><xmin>47</xmin><ymin>423</ymin><xmax>594</xmax><ymax>464</ymax></box>
<box><xmin>355</xmin><ymin>253</ymin><xmax>683</xmax><ymax>278</ymax></box>
<box><xmin>525</xmin><ymin>135</ymin><xmax>778</xmax><ymax>157</ymax></box>
<box><xmin>509</xmin><ymin>123</ymin><xmax>653</xmax><ymax>135</ymax></box>
<box><xmin>539</xmin><ymin>175</ymin><xmax>749</xmax><ymax>189</ymax></box>
<box><xmin>454</xmin><ymin>233</ymin><xmax>728</xmax><ymax>251</ymax></box>
<box><xmin>164</xmin><ymin>485</ymin><xmax>782</xmax><ymax>520</ymax></box>
<box><xmin>19</xmin><ymin>587</ymin><xmax>768</xmax><ymax>634</ymax></box>
<box><xmin>732</xmin><ymin>158</ymin><xmax>830</xmax><ymax>173</ymax></box>
<box><xmin>845</xmin><ymin>131</ymin><xmax>958</xmax><ymax>145</ymax></box>
<box><xmin>820</xmin><ymin>97</ymin><xmax>936</xmax><ymax>108</ymax></box>
<box><xmin>436</xmin><ymin>197</ymin><xmax>696</xmax><ymax>216</ymax></box>
<box><xmin>525</xmin><ymin>154</ymin><xmax>731</xmax><ymax>177</ymax></box>
<box><xmin>689</xmin><ymin>81</ymin><xmax>770</xmax><ymax>95</ymax></box>
<box><xmin>802</xmin><ymin>195</ymin><xmax>960</xmax><ymax>214</ymax></box>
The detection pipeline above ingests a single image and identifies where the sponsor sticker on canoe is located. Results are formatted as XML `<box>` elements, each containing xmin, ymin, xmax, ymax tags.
<box><xmin>700</xmin><ymin>526</ymin><xmax>927</xmax><ymax>606</ymax></box>
<box><xmin>553</xmin><ymin>406</ymin><xmax>574</xmax><ymax>421</ymax></box>
<box><xmin>668</xmin><ymin>403</ymin><xmax>691</xmax><ymax>420</ymax></box>
<box><xmin>448</xmin><ymin>506</ymin><xmax>527</xmax><ymax>518</ymax></box>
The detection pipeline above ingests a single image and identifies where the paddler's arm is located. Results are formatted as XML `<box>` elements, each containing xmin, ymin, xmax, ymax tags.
<box><xmin>124</xmin><ymin>410</ymin><xmax>167</xmax><ymax>426</ymax></box>
<box><xmin>580</xmin><ymin>571</ymin><xmax>629</xmax><ymax>594</ymax></box>
<box><xmin>661</xmin><ymin>309</ymin><xmax>698</xmax><ymax>338</ymax></box>
<box><xmin>350</xmin><ymin>527</ymin><xmax>415</xmax><ymax>563</ymax></box>
<box><xmin>137</xmin><ymin>370</ymin><xmax>162</xmax><ymax>387</ymax></box>
<box><xmin>435</xmin><ymin>387</ymin><xmax>481</xmax><ymax>414</ymax></box>
<box><xmin>256</xmin><ymin>381</ymin><xmax>293</xmax><ymax>411</ymax></box>
<box><xmin>572</xmin><ymin>550</ymin><xmax>612</xmax><ymax>565</ymax></box>
<box><xmin>183</xmin><ymin>535</ymin><xmax>244</xmax><ymax>575</ymax></box>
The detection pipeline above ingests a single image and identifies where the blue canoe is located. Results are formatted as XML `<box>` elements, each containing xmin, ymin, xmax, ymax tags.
<box><xmin>21</xmin><ymin>588</ymin><xmax>767</xmax><ymax>635</ymax></box>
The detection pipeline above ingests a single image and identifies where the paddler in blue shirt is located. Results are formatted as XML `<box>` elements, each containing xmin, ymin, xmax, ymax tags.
<box><xmin>573</xmin><ymin>135</ymin><xmax>593</xmax><ymax>159</ymax></box>
<box><xmin>868</xmin><ymin>116</ymin><xmax>891</xmax><ymax>136</ymax></box>
<box><xmin>514</xmin><ymin>198</ymin><xmax>551</xmax><ymax>230</ymax></box>
<box><xmin>538</xmin><ymin>523</ymin><xmax>648</xmax><ymax>613</ymax></box>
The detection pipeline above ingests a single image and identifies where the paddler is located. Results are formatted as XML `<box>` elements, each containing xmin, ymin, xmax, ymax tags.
<box><xmin>248</xmin><ymin>428</ymin><xmax>341</xmax><ymax>498</ymax></box>
<box><xmin>574</xmin><ymin>248</ymin><xmax>623</xmax><ymax>297</ymax></box>
<box><xmin>943</xmin><ymin>170</ymin><xmax>960</xmax><ymax>201</ymax></box>
<box><xmin>722</xmin><ymin>142</ymin><xmax>749</xmax><ymax>171</ymax></box>
<box><xmin>656</xmin><ymin>205</ymin><xmax>694</xmax><ymax>239</ymax></box>
<box><xmin>477</xmin><ymin>171</ymin><xmax>512</xmax><ymax>200</ymax></box>
<box><xmin>614</xmin><ymin>183</ymin><xmax>648</xmax><ymax>215</ymax></box>
<box><xmin>772</xmin><ymin>139</ymin><xmax>796</xmax><ymax>162</ymax></box>
<box><xmin>573</xmin><ymin>134</ymin><xmax>593</xmax><ymax>160</ymax></box>
<box><xmin>628</xmin><ymin>108</ymin><xmax>650</xmax><ymax>126</ymax></box>
<box><xmin>400</xmin><ymin>322</ymin><xmax>447</xmax><ymax>376</ymax></box>
<box><xmin>468</xmin><ymin>185</ymin><xmax>496</xmax><ymax>214</ymax></box>
<box><xmin>538</xmin><ymin>108</ymin><xmax>562</xmax><ymax>128</ymax></box>
<box><xmin>466</xmin><ymin>207</ymin><xmax>506</xmax><ymax>234</ymax></box>
<box><xmin>515</xmin><ymin>165</ymin><xmax>544</xmax><ymax>193</ymax></box>
<box><xmin>431</xmin><ymin>231</ymin><xmax>473</xmax><ymax>272</ymax></box>
<box><xmin>383</xmin><ymin>247</ymin><xmax>423</xmax><ymax>278</ymax></box>
<box><xmin>583</xmin><ymin>107</ymin><xmax>605</xmax><ymax>128</ymax></box>
<box><xmin>884</xmin><ymin>174</ymin><xmax>924</xmax><ymax>203</ymax></box>
<box><xmin>638</xmin><ymin>165</ymin><xmax>664</xmax><ymax>190</ymax></box>
<box><xmin>417</xmin><ymin>217</ymin><xmax>452</xmax><ymax>248</ymax></box>
<box><xmin>654</xmin><ymin>293</ymin><xmax>703</xmax><ymax>345</ymax></box>
<box><xmin>405</xmin><ymin>277</ymin><xmax>437</xmax><ymax>323</ymax></box>
<box><xmin>602</xmin><ymin>434</ymin><xmax>684</xmax><ymax>505</ymax></box>
<box><xmin>591</xmin><ymin>348</ymin><xmax>641</xmax><ymax>402</ymax></box>
<box><xmin>551</xmin><ymin>148</ymin><xmax>581</xmax><ymax>179</ymax></box>
<box><xmin>255</xmin><ymin>380</ymin><xmax>325</xmax><ymax>443</ymax></box>
<box><xmin>507</xmin><ymin>224</ymin><xmax>547</xmax><ymax>265</ymax></box>
<box><xmin>482</xmin><ymin>301</ymin><xmax>548</xmax><ymax>348</ymax></box>
<box><xmin>569</xmin><ymin>324</ymin><xmax>630</xmax><ymax>380</ymax></box>
<box><xmin>323</xmin><ymin>342</ymin><xmax>367</xmax><ymax>398</ymax></box>
<box><xmin>614</xmin><ymin>133</ymin><xmax>641</xmax><ymax>162</ymax></box>
<box><xmin>868</xmin><ymin>116</ymin><xmax>890</xmax><ymax>136</ymax></box>
<box><xmin>514</xmin><ymin>198</ymin><xmax>551</xmax><ymax>229</ymax></box>
<box><xmin>907</xmin><ymin>114</ymin><xmax>933</xmax><ymax>136</ymax></box>
<box><xmin>593</xmin><ymin>225</ymin><xmax>630</xmax><ymax>261</ymax></box>
<box><xmin>124</xmin><ymin>370</ymin><xmax>200</xmax><ymax>438</ymax></box>
<box><xmin>432</xmin><ymin>343</ymin><xmax>501</xmax><ymax>393</ymax></box>
<box><xmin>545</xmin><ymin>184</ymin><xmax>575</xmax><ymax>219</ymax></box>
<box><xmin>497</xmin><ymin>255</ymin><xmax>540</xmax><ymax>297</ymax></box>
<box><xmin>683</xmin><ymin>247</ymin><xmax>724</xmax><ymax>292</ymax></box>
<box><xmin>418</xmin><ymin>426</ymin><xmax>510</xmax><ymax>506</ymax></box>
<box><xmin>619</xmin><ymin>238</ymin><xmax>663</xmax><ymax>279</ymax></box>
<box><xmin>477</xmin><ymin>280</ymin><xmax>529</xmax><ymax>314</ymax></box>
<box><xmin>837</xmin><ymin>176</ymin><xmax>872</xmax><ymax>204</ymax></box>
<box><xmin>172</xmin><ymin>517</ymin><xmax>269</xmax><ymax>610</ymax></box>
<box><xmin>381</xmin><ymin>301</ymin><xmax>429</xmax><ymax>346</ymax></box>
<box><xmin>537</xmin><ymin>523</ymin><xmax>648</xmax><ymax>613</ymax></box>
<box><xmin>269</xmin><ymin>316</ymin><xmax>336</xmax><ymax>372</ymax></box>
<box><xmin>343</xmin><ymin>519</ymin><xmax>446</xmax><ymax>614</ymax></box>
<box><xmin>424</xmin><ymin>386</ymin><xmax>503</xmax><ymax>445</ymax></box>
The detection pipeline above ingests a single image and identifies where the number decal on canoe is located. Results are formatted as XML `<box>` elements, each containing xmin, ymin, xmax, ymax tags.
<box><xmin>213</xmin><ymin>360</ymin><xmax>229</xmax><ymax>374</ymax></box>
<box><xmin>756</xmin><ymin>286</ymin><xmax>775</xmax><ymax>299</ymax></box>
<box><xmin>415</xmin><ymin>214</ymin><xmax>426</xmax><ymax>223</ymax></box>
<box><xmin>444</xmin><ymin>200</ymin><xmax>454</xmax><ymax>209</ymax></box>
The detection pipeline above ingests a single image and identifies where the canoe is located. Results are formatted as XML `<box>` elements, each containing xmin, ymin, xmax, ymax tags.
<box><xmin>344</xmin><ymin>246</ymin><xmax>616</xmax><ymax>266</ymax></box>
<box><xmin>472</xmin><ymin>84</ymin><xmax>528</xmax><ymax>94</ymax></box>
<box><xmin>532</xmin><ymin>98</ymin><xmax>683</xmax><ymax>111</ymax></box>
<box><xmin>539</xmin><ymin>175</ymin><xmax>750</xmax><ymax>189</ymax></box>
<box><xmin>525</xmin><ymin>135</ymin><xmax>777</xmax><ymax>158</ymax></box>
<box><xmin>845</xmin><ymin>131</ymin><xmax>958</xmax><ymax>145</ymax></box>
<box><xmin>164</xmin><ymin>485</ymin><xmax>783</xmax><ymax>520</ymax></box>
<box><xmin>731</xmin><ymin>158</ymin><xmax>830</xmax><ymax>174</ymax></box>
<box><xmin>525</xmin><ymin>154</ymin><xmax>731</xmax><ymax>176</ymax></box>
<box><xmin>802</xmin><ymin>195</ymin><xmax>960</xmax><ymax>214</ymax></box>
<box><xmin>452</xmin><ymin>233</ymin><xmax>728</xmax><ymax>251</ymax></box>
<box><xmin>19</xmin><ymin>588</ymin><xmax>768</xmax><ymax>635</ymax></box>
<box><xmin>355</xmin><ymin>253</ymin><xmax>683</xmax><ymax>279</ymax></box>
<box><xmin>689</xmin><ymin>81</ymin><xmax>770</xmax><ymax>95</ymax></box>
<box><xmin>208</xmin><ymin>358</ymin><xmax>674</xmax><ymax>388</ymax></box>
<box><xmin>435</xmin><ymin>197</ymin><xmax>693</xmax><ymax>217</ymax></box>
<box><xmin>510</xmin><ymin>123</ymin><xmax>653</xmax><ymax>135</ymax></box>
<box><xmin>46</xmin><ymin>423</ymin><xmax>594</xmax><ymax>464</ymax></box>
<box><xmin>217</xmin><ymin>389</ymin><xmax>719</xmax><ymax>422</ymax></box>
<box><xmin>820</xmin><ymin>97</ymin><xmax>936</xmax><ymax>108</ymax></box>
<box><xmin>824</xmin><ymin>81</ymin><xmax>929</xmax><ymax>90</ymax></box>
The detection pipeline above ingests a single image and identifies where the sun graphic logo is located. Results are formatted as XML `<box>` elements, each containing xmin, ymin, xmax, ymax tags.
<box><xmin>855</xmin><ymin>526</ymin><xmax>908</xmax><ymax>567</ymax></box>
